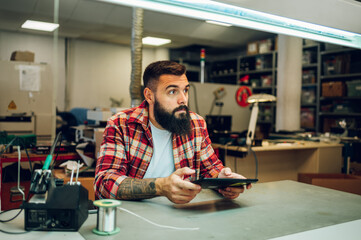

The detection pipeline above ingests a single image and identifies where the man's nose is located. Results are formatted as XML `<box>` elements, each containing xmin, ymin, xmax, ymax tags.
<box><xmin>178</xmin><ymin>91</ymin><xmax>188</xmax><ymax>105</ymax></box>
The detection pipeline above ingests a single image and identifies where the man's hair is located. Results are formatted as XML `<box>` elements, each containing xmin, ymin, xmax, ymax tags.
<box><xmin>143</xmin><ymin>60</ymin><xmax>186</xmax><ymax>90</ymax></box>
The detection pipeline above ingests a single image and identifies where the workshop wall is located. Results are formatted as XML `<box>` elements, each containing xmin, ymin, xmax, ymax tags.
<box><xmin>189</xmin><ymin>83</ymin><xmax>251</xmax><ymax>132</ymax></box>
<box><xmin>0</xmin><ymin>30</ymin><xmax>167</xmax><ymax>111</ymax></box>
<box><xmin>0</xmin><ymin>30</ymin><xmax>250</xmax><ymax>131</ymax></box>
<box><xmin>0</xmin><ymin>30</ymin><xmax>66</xmax><ymax>110</ymax></box>
<box><xmin>66</xmin><ymin>39</ymin><xmax>165</xmax><ymax>110</ymax></box>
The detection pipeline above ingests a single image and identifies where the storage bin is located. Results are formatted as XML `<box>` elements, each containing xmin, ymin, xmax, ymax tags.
<box><xmin>322</xmin><ymin>81</ymin><xmax>346</xmax><ymax>97</ymax></box>
<box><xmin>301</xmin><ymin>88</ymin><xmax>316</xmax><ymax>104</ymax></box>
<box><xmin>323</xmin><ymin>58</ymin><xmax>341</xmax><ymax>75</ymax></box>
<box><xmin>302</xmin><ymin>50</ymin><xmax>316</xmax><ymax>64</ymax></box>
<box><xmin>333</xmin><ymin>103</ymin><xmax>353</xmax><ymax>113</ymax></box>
<box><xmin>300</xmin><ymin>108</ymin><xmax>315</xmax><ymax>128</ymax></box>
<box><xmin>346</xmin><ymin>80</ymin><xmax>361</xmax><ymax>97</ymax></box>
<box><xmin>302</xmin><ymin>70</ymin><xmax>316</xmax><ymax>84</ymax></box>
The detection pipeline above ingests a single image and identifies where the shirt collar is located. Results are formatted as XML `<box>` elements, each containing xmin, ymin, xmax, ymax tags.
<box><xmin>128</xmin><ymin>100</ymin><xmax>150</xmax><ymax>130</ymax></box>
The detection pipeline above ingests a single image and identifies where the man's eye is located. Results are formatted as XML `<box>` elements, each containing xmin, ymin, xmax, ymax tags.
<box><xmin>184</xmin><ymin>88</ymin><xmax>189</xmax><ymax>93</ymax></box>
<box><xmin>169</xmin><ymin>90</ymin><xmax>175</xmax><ymax>95</ymax></box>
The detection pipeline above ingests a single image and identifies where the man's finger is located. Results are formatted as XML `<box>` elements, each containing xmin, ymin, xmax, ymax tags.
<box><xmin>225</xmin><ymin>167</ymin><xmax>232</xmax><ymax>175</ymax></box>
<box><xmin>174</xmin><ymin>167</ymin><xmax>195</xmax><ymax>177</ymax></box>
<box><xmin>178</xmin><ymin>180</ymin><xmax>201</xmax><ymax>191</ymax></box>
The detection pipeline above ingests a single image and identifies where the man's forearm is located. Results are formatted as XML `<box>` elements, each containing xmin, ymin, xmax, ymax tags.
<box><xmin>117</xmin><ymin>177</ymin><xmax>159</xmax><ymax>200</ymax></box>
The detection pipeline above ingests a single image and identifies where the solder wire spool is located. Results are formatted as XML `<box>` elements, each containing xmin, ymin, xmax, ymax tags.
<box><xmin>92</xmin><ymin>199</ymin><xmax>122</xmax><ymax>235</ymax></box>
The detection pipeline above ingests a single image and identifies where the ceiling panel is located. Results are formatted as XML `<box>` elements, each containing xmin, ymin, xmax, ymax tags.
<box><xmin>0</xmin><ymin>0</ymin><xmax>37</xmax><ymax>13</ymax></box>
<box><xmin>102</xmin><ymin>5</ymin><xmax>132</xmax><ymax>28</ymax></box>
<box><xmin>70</xmin><ymin>0</ymin><xmax>114</xmax><ymax>24</ymax></box>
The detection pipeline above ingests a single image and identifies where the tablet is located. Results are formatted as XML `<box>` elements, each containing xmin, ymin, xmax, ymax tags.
<box><xmin>192</xmin><ymin>178</ymin><xmax>258</xmax><ymax>189</ymax></box>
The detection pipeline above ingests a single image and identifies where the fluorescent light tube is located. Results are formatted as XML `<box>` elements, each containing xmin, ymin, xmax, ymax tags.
<box><xmin>142</xmin><ymin>37</ymin><xmax>171</xmax><ymax>46</ymax></box>
<box><xmin>98</xmin><ymin>0</ymin><xmax>361</xmax><ymax>49</ymax></box>
<box><xmin>21</xmin><ymin>20</ymin><xmax>59</xmax><ymax>32</ymax></box>
<box><xmin>206</xmin><ymin>20</ymin><xmax>232</xmax><ymax>27</ymax></box>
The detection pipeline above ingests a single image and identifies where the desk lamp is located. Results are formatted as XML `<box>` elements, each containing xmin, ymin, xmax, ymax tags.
<box><xmin>246</xmin><ymin>94</ymin><xmax>277</xmax><ymax>151</ymax></box>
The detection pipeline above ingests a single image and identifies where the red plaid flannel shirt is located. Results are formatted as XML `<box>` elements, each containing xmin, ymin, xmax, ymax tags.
<box><xmin>94</xmin><ymin>101</ymin><xmax>224</xmax><ymax>199</ymax></box>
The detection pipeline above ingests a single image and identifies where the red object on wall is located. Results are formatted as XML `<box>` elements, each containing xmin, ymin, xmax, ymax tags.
<box><xmin>235</xmin><ymin>86</ymin><xmax>252</xmax><ymax>107</ymax></box>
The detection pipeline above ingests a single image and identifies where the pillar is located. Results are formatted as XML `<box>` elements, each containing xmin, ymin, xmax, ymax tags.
<box><xmin>276</xmin><ymin>35</ymin><xmax>303</xmax><ymax>132</ymax></box>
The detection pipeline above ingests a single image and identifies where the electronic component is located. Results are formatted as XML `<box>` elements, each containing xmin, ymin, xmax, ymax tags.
<box><xmin>22</xmin><ymin>179</ymin><xmax>89</xmax><ymax>231</ymax></box>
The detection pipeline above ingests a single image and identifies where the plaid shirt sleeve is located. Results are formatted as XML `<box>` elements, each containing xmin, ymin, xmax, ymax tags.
<box><xmin>94</xmin><ymin>116</ymin><xmax>129</xmax><ymax>199</ymax></box>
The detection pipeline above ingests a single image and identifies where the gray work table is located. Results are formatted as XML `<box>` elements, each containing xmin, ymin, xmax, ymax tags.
<box><xmin>1</xmin><ymin>180</ymin><xmax>361</xmax><ymax>240</ymax></box>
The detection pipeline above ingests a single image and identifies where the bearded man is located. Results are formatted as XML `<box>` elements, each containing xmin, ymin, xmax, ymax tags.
<box><xmin>94</xmin><ymin>61</ymin><xmax>250</xmax><ymax>204</ymax></box>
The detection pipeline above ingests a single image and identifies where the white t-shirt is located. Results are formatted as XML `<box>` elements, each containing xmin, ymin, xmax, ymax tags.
<box><xmin>143</xmin><ymin>121</ymin><xmax>175</xmax><ymax>178</ymax></box>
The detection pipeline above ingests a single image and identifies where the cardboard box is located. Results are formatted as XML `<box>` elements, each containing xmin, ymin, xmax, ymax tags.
<box><xmin>247</xmin><ymin>41</ymin><xmax>258</xmax><ymax>55</ymax></box>
<box><xmin>298</xmin><ymin>173</ymin><xmax>361</xmax><ymax>195</ymax></box>
<box><xmin>10</xmin><ymin>51</ymin><xmax>35</xmax><ymax>62</ymax></box>
<box><xmin>322</xmin><ymin>81</ymin><xmax>346</xmax><ymax>97</ymax></box>
<box><xmin>258</xmin><ymin>39</ymin><xmax>273</xmax><ymax>54</ymax></box>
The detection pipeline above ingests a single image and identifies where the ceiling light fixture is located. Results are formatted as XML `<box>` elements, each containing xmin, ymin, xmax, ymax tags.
<box><xmin>206</xmin><ymin>20</ymin><xmax>232</xmax><ymax>27</ymax></box>
<box><xmin>98</xmin><ymin>0</ymin><xmax>361</xmax><ymax>49</ymax></box>
<box><xmin>142</xmin><ymin>36</ymin><xmax>171</xmax><ymax>46</ymax></box>
<box><xmin>21</xmin><ymin>20</ymin><xmax>59</xmax><ymax>32</ymax></box>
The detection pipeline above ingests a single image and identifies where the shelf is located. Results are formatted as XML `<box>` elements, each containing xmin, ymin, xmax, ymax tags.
<box><xmin>302</xmin><ymin>63</ymin><xmax>318</xmax><ymax>68</ymax></box>
<box><xmin>210</xmin><ymin>72</ymin><xmax>237</xmax><ymax>78</ymax></box>
<box><xmin>239</xmin><ymin>68</ymin><xmax>274</xmax><ymax>75</ymax></box>
<box><xmin>320</xmin><ymin>96</ymin><xmax>361</xmax><ymax>101</ymax></box>
<box><xmin>303</xmin><ymin>44</ymin><xmax>319</xmax><ymax>50</ymax></box>
<box><xmin>301</xmin><ymin>127</ymin><xmax>316</xmax><ymax>131</ymax></box>
<box><xmin>302</xmin><ymin>83</ymin><xmax>317</xmax><ymax>87</ymax></box>
<box><xmin>319</xmin><ymin>112</ymin><xmax>361</xmax><ymax>117</ymax></box>
<box><xmin>321</xmin><ymin>73</ymin><xmax>361</xmax><ymax>80</ymax></box>
<box><xmin>240</xmin><ymin>52</ymin><xmax>275</xmax><ymax>59</ymax></box>
<box><xmin>321</xmin><ymin>48</ymin><xmax>360</xmax><ymax>56</ymax></box>
<box><xmin>301</xmin><ymin>103</ymin><xmax>317</xmax><ymax>107</ymax></box>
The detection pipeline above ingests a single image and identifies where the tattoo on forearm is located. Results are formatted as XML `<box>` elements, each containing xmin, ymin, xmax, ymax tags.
<box><xmin>117</xmin><ymin>178</ymin><xmax>157</xmax><ymax>200</ymax></box>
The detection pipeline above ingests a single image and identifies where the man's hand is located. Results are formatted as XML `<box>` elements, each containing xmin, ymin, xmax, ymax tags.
<box><xmin>156</xmin><ymin>167</ymin><xmax>201</xmax><ymax>204</ymax></box>
<box><xmin>217</xmin><ymin>167</ymin><xmax>252</xmax><ymax>199</ymax></box>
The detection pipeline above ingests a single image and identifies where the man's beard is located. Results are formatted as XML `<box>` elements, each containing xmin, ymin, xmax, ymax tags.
<box><xmin>153</xmin><ymin>100</ymin><xmax>192</xmax><ymax>136</ymax></box>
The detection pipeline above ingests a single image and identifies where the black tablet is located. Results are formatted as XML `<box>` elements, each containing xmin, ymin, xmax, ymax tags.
<box><xmin>192</xmin><ymin>178</ymin><xmax>258</xmax><ymax>189</ymax></box>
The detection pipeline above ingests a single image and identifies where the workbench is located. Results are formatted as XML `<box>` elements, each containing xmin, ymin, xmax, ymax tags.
<box><xmin>213</xmin><ymin>140</ymin><xmax>343</xmax><ymax>182</ymax></box>
<box><xmin>1</xmin><ymin>180</ymin><xmax>361</xmax><ymax>239</ymax></box>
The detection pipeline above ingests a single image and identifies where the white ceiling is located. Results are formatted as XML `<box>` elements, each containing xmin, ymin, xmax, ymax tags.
<box><xmin>0</xmin><ymin>0</ymin><xmax>360</xmax><ymax>49</ymax></box>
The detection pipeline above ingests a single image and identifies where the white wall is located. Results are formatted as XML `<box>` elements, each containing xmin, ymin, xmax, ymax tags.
<box><xmin>0</xmin><ymin>31</ymin><xmax>66</xmax><ymax>110</ymax></box>
<box><xmin>0</xmin><ymin>30</ymin><xmax>250</xmax><ymax>131</ymax></box>
<box><xmin>190</xmin><ymin>82</ymin><xmax>251</xmax><ymax>132</ymax></box>
<box><xmin>67</xmin><ymin>41</ymin><xmax>169</xmax><ymax>109</ymax></box>
<box><xmin>0</xmin><ymin>30</ymin><xmax>168</xmax><ymax>111</ymax></box>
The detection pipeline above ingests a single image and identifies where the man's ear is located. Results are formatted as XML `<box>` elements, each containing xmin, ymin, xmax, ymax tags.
<box><xmin>144</xmin><ymin>87</ymin><xmax>154</xmax><ymax>104</ymax></box>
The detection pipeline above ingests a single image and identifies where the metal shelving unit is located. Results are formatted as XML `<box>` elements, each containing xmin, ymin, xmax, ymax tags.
<box><xmin>301</xmin><ymin>43</ymin><xmax>321</xmax><ymax>132</ymax></box>
<box><xmin>208</xmin><ymin>50</ymin><xmax>278</xmax><ymax>130</ymax></box>
<box><xmin>171</xmin><ymin>43</ymin><xmax>361</xmax><ymax>134</ymax></box>
<box><xmin>319</xmin><ymin>47</ymin><xmax>361</xmax><ymax>133</ymax></box>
